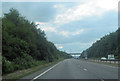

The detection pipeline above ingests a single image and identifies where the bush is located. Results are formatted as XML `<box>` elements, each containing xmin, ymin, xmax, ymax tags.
<box><xmin>2</xmin><ymin>57</ymin><xmax>14</xmax><ymax>74</ymax></box>
<box><xmin>13</xmin><ymin>54</ymin><xmax>36</xmax><ymax>69</ymax></box>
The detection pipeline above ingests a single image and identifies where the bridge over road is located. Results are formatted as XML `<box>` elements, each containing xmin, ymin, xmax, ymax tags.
<box><xmin>69</xmin><ymin>53</ymin><xmax>81</xmax><ymax>58</ymax></box>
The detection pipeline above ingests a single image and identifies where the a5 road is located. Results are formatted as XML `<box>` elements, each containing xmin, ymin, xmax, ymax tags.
<box><xmin>19</xmin><ymin>59</ymin><xmax>119</xmax><ymax>81</ymax></box>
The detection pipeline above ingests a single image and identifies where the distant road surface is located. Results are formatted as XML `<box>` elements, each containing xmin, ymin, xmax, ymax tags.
<box><xmin>19</xmin><ymin>59</ymin><xmax>119</xmax><ymax>81</ymax></box>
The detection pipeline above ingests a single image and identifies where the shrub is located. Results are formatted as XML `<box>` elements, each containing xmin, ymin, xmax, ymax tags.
<box><xmin>2</xmin><ymin>57</ymin><xmax>14</xmax><ymax>74</ymax></box>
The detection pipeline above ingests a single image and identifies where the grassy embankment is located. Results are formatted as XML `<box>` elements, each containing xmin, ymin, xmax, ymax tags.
<box><xmin>2</xmin><ymin>58</ymin><xmax>65</xmax><ymax>81</ymax></box>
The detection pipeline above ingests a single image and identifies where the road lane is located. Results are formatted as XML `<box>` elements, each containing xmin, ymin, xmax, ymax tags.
<box><xmin>39</xmin><ymin>59</ymin><xmax>99</xmax><ymax>79</ymax></box>
<box><xmin>20</xmin><ymin>59</ymin><xmax>118</xmax><ymax>80</ymax></box>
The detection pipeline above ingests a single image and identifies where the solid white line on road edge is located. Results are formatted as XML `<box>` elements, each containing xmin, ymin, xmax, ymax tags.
<box><xmin>31</xmin><ymin>63</ymin><xmax>60</xmax><ymax>81</ymax></box>
<box><xmin>83</xmin><ymin>68</ymin><xmax>87</xmax><ymax>71</ymax></box>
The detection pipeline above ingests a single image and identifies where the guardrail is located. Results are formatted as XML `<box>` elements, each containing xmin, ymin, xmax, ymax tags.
<box><xmin>94</xmin><ymin>59</ymin><xmax>120</xmax><ymax>64</ymax></box>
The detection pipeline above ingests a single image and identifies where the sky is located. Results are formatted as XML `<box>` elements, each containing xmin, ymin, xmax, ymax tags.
<box><xmin>2</xmin><ymin>0</ymin><xmax>119</xmax><ymax>53</ymax></box>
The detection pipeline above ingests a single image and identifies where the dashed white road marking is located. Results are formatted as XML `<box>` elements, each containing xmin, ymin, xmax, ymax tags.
<box><xmin>31</xmin><ymin>63</ymin><xmax>60</xmax><ymax>81</ymax></box>
<box><xmin>101</xmin><ymin>79</ymin><xmax>104</xmax><ymax>81</ymax></box>
<box><xmin>83</xmin><ymin>68</ymin><xmax>87</xmax><ymax>71</ymax></box>
<box><xmin>103</xmin><ymin>64</ymin><xmax>117</xmax><ymax>68</ymax></box>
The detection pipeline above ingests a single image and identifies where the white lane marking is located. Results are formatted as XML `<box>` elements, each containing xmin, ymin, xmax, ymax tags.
<box><xmin>31</xmin><ymin>63</ymin><xmax>60</xmax><ymax>81</ymax></box>
<box><xmin>101</xmin><ymin>79</ymin><xmax>104</xmax><ymax>81</ymax></box>
<box><xmin>103</xmin><ymin>64</ymin><xmax>118</xmax><ymax>68</ymax></box>
<box><xmin>83</xmin><ymin>68</ymin><xmax>87</xmax><ymax>71</ymax></box>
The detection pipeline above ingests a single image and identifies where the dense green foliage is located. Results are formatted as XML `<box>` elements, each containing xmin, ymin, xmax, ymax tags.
<box><xmin>81</xmin><ymin>28</ymin><xmax>120</xmax><ymax>59</ymax></box>
<box><xmin>2</xmin><ymin>9</ymin><xmax>71</xmax><ymax>74</ymax></box>
<box><xmin>0</xmin><ymin>17</ymin><xmax>1</xmax><ymax>53</ymax></box>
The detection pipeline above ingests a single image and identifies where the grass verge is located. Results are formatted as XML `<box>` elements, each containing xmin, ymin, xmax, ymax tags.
<box><xmin>2</xmin><ymin>58</ymin><xmax>65</xmax><ymax>81</ymax></box>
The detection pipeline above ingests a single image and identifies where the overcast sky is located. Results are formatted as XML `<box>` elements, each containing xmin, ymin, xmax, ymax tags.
<box><xmin>2</xmin><ymin>0</ymin><xmax>119</xmax><ymax>53</ymax></box>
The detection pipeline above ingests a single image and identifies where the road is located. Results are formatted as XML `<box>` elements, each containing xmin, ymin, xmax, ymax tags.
<box><xmin>19</xmin><ymin>59</ymin><xmax>119</xmax><ymax>81</ymax></box>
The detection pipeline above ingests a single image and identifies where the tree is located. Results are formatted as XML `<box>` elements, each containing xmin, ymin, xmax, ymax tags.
<box><xmin>83</xmin><ymin>29</ymin><xmax>119</xmax><ymax>59</ymax></box>
<box><xmin>2</xmin><ymin>8</ymin><xmax>71</xmax><ymax>74</ymax></box>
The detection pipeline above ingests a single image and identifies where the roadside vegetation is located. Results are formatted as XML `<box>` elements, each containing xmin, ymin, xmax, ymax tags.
<box><xmin>81</xmin><ymin>28</ymin><xmax>120</xmax><ymax>59</ymax></box>
<box><xmin>2</xmin><ymin>58</ymin><xmax>64</xmax><ymax>80</ymax></box>
<box><xmin>2</xmin><ymin>8</ymin><xmax>72</xmax><ymax>75</ymax></box>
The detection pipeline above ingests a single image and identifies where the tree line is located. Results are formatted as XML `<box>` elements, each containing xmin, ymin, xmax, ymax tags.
<box><xmin>81</xmin><ymin>28</ymin><xmax>120</xmax><ymax>59</ymax></box>
<box><xmin>2</xmin><ymin>8</ymin><xmax>71</xmax><ymax>74</ymax></box>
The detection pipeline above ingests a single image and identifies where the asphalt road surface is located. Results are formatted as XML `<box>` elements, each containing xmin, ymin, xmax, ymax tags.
<box><xmin>19</xmin><ymin>59</ymin><xmax>119</xmax><ymax>81</ymax></box>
